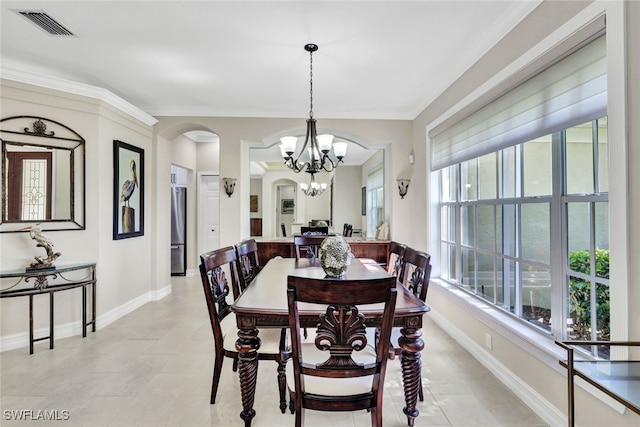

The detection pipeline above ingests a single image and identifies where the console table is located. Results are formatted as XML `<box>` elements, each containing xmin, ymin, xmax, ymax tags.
<box><xmin>556</xmin><ymin>340</ymin><xmax>640</xmax><ymax>426</ymax></box>
<box><xmin>0</xmin><ymin>263</ymin><xmax>96</xmax><ymax>354</ymax></box>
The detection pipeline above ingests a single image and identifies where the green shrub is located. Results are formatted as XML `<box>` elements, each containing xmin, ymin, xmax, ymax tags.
<box><xmin>568</xmin><ymin>249</ymin><xmax>610</xmax><ymax>340</ymax></box>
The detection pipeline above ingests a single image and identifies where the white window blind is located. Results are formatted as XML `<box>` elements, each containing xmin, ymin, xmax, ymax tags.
<box><xmin>430</xmin><ymin>35</ymin><xmax>606</xmax><ymax>171</ymax></box>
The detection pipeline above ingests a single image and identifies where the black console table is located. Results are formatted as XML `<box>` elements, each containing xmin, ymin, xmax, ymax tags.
<box><xmin>556</xmin><ymin>340</ymin><xmax>640</xmax><ymax>426</ymax></box>
<box><xmin>0</xmin><ymin>263</ymin><xmax>96</xmax><ymax>354</ymax></box>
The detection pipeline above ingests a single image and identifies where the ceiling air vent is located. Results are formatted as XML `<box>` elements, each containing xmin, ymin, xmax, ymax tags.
<box><xmin>18</xmin><ymin>11</ymin><xmax>75</xmax><ymax>36</ymax></box>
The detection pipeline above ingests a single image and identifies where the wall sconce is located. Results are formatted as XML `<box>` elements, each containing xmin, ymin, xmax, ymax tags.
<box><xmin>223</xmin><ymin>177</ymin><xmax>236</xmax><ymax>197</ymax></box>
<box><xmin>397</xmin><ymin>178</ymin><xmax>410</xmax><ymax>199</ymax></box>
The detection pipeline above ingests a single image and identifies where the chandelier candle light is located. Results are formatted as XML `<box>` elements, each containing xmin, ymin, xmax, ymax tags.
<box><xmin>280</xmin><ymin>44</ymin><xmax>348</xmax><ymax>197</ymax></box>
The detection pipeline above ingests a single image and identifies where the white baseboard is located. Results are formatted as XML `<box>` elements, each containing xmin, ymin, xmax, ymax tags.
<box><xmin>151</xmin><ymin>283</ymin><xmax>172</xmax><ymax>301</ymax></box>
<box><xmin>429</xmin><ymin>308</ymin><xmax>566</xmax><ymax>427</ymax></box>
<box><xmin>0</xmin><ymin>284</ymin><xmax>172</xmax><ymax>353</ymax></box>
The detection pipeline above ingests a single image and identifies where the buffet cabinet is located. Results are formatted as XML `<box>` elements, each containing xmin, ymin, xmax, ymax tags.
<box><xmin>256</xmin><ymin>239</ymin><xmax>389</xmax><ymax>266</ymax></box>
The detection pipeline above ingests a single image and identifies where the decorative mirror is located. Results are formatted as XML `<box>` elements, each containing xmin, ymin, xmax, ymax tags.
<box><xmin>1</xmin><ymin>116</ymin><xmax>85</xmax><ymax>232</ymax></box>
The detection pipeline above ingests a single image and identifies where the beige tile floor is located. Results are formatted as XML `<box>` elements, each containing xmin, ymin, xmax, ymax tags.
<box><xmin>1</xmin><ymin>276</ymin><xmax>547</xmax><ymax>426</ymax></box>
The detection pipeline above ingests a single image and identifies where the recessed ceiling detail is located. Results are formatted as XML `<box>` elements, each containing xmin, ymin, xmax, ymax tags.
<box><xmin>17</xmin><ymin>11</ymin><xmax>75</xmax><ymax>36</ymax></box>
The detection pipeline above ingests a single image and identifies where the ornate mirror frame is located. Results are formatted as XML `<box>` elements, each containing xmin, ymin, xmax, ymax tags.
<box><xmin>1</xmin><ymin>116</ymin><xmax>86</xmax><ymax>233</ymax></box>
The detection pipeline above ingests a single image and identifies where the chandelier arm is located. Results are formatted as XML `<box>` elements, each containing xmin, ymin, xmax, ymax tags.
<box><xmin>293</xmin><ymin>160</ymin><xmax>307</xmax><ymax>173</ymax></box>
<box><xmin>291</xmin><ymin>118</ymin><xmax>314</xmax><ymax>171</ymax></box>
<box><xmin>301</xmin><ymin>185</ymin><xmax>325</xmax><ymax>197</ymax></box>
<box><xmin>320</xmin><ymin>154</ymin><xmax>338</xmax><ymax>172</ymax></box>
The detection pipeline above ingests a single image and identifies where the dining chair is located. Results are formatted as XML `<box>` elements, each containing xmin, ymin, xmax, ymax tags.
<box><xmin>293</xmin><ymin>235</ymin><xmax>327</xmax><ymax>260</ymax></box>
<box><xmin>285</xmin><ymin>275</ymin><xmax>398</xmax><ymax>427</ymax></box>
<box><xmin>391</xmin><ymin>246</ymin><xmax>431</xmax><ymax>401</ymax></box>
<box><xmin>386</xmin><ymin>241</ymin><xmax>407</xmax><ymax>277</ymax></box>
<box><xmin>199</xmin><ymin>246</ymin><xmax>290</xmax><ymax>411</ymax></box>
<box><xmin>399</xmin><ymin>247</ymin><xmax>431</xmax><ymax>303</ymax></box>
<box><xmin>235</xmin><ymin>238</ymin><xmax>261</xmax><ymax>285</ymax></box>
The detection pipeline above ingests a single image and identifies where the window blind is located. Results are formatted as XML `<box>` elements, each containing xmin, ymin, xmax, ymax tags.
<box><xmin>430</xmin><ymin>35</ymin><xmax>606</xmax><ymax>171</ymax></box>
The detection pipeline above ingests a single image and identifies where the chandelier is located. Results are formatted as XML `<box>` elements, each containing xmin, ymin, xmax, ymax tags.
<box><xmin>300</xmin><ymin>174</ymin><xmax>327</xmax><ymax>197</ymax></box>
<box><xmin>280</xmin><ymin>43</ymin><xmax>348</xmax><ymax>196</ymax></box>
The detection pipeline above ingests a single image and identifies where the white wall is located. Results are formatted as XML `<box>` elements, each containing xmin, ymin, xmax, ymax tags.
<box><xmin>627</xmin><ymin>0</ymin><xmax>640</xmax><ymax>351</ymax></box>
<box><xmin>332</xmin><ymin>166</ymin><xmax>362</xmax><ymax>233</ymax></box>
<box><xmin>0</xmin><ymin>79</ymin><xmax>155</xmax><ymax>346</ymax></box>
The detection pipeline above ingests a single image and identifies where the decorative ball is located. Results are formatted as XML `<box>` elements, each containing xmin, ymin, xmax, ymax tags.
<box><xmin>319</xmin><ymin>236</ymin><xmax>352</xmax><ymax>277</ymax></box>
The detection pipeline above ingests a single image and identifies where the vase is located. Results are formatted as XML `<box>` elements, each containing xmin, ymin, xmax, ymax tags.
<box><xmin>319</xmin><ymin>236</ymin><xmax>352</xmax><ymax>277</ymax></box>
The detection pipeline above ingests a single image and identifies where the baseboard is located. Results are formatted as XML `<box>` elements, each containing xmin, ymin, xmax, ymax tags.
<box><xmin>0</xmin><ymin>284</ymin><xmax>172</xmax><ymax>353</ymax></box>
<box><xmin>429</xmin><ymin>308</ymin><xmax>566</xmax><ymax>427</ymax></box>
<box><xmin>150</xmin><ymin>283</ymin><xmax>172</xmax><ymax>301</ymax></box>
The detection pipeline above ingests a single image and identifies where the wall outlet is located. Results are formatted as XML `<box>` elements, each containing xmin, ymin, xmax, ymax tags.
<box><xmin>485</xmin><ymin>333</ymin><xmax>493</xmax><ymax>350</ymax></box>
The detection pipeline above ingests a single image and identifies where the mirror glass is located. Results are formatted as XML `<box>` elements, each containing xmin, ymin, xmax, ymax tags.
<box><xmin>249</xmin><ymin>138</ymin><xmax>383</xmax><ymax>238</ymax></box>
<box><xmin>1</xmin><ymin>116</ymin><xmax>85</xmax><ymax>232</ymax></box>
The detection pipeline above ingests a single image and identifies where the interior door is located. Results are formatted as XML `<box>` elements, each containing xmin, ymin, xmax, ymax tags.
<box><xmin>198</xmin><ymin>175</ymin><xmax>220</xmax><ymax>258</ymax></box>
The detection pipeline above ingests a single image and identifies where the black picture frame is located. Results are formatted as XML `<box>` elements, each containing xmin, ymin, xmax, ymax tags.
<box><xmin>113</xmin><ymin>140</ymin><xmax>144</xmax><ymax>240</ymax></box>
<box><xmin>281</xmin><ymin>199</ymin><xmax>294</xmax><ymax>214</ymax></box>
<box><xmin>361</xmin><ymin>186</ymin><xmax>367</xmax><ymax>215</ymax></box>
<box><xmin>250</xmin><ymin>195</ymin><xmax>258</xmax><ymax>213</ymax></box>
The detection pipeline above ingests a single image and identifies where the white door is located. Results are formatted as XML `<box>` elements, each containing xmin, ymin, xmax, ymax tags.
<box><xmin>198</xmin><ymin>175</ymin><xmax>220</xmax><ymax>257</ymax></box>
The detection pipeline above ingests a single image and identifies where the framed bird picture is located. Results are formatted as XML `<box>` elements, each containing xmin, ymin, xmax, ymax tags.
<box><xmin>113</xmin><ymin>140</ymin><xmax>144</xmax><ymax>240</ymax></box>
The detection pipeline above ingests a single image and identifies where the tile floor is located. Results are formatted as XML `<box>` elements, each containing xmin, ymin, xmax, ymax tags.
<box><xmin>1</xmin><ymin>276</ymin><xmax>547</xmax><ymax>426</ymax></box>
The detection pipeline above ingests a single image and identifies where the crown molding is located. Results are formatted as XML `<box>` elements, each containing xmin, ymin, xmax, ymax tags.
<box><xmin>0</xmin><ymin>67</ymin><xmax>158</xmax><ymax>126</ymax></box>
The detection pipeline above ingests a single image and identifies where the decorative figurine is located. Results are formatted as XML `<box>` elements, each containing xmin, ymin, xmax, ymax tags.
<box><xmin>24</xmin><ymin>225</ymin><xmax>61</xmax><ymax>270</ymax></box>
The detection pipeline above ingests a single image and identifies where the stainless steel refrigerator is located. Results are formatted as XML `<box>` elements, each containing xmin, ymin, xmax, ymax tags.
<box><xmin>170</xmin><ymin>187</ymin><xmax>187</xmax><ymax>276</ymax></box>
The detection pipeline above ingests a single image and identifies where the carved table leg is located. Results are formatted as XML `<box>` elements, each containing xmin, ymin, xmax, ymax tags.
<box><xmin>397</xmin><ymin>316</ymin><xmax>424</xmax><ymax>427</ymax></box>
<box><xmin>236</xmin><ymin>318</ymin><xmax>261</xmax><ymax>427</ymax></box>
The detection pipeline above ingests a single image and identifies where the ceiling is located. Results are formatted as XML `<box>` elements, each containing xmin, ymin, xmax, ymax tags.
<box><xmin>1</xmin><ymin>1</ymin><xmax>540</xmax><ymax>121</ymax></box>
<box><xmin>1</xmin><ymin>1</ymin><xmax>540</xmax><ymax>171</ymax></box>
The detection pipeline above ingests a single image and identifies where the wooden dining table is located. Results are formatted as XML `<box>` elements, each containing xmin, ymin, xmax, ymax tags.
<box><xmin>232</xmin><ymin>257</ymin><xmax>430</xmax><ymax>426</ymax></box>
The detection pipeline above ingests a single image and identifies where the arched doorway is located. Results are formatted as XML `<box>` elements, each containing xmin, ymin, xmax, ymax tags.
<box><xmin>274</xmin><ymin>179</ymin><xmax>297</xmax><ymax>237</ymax></box>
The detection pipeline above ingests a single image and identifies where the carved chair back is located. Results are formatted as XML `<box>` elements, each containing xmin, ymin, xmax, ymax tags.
<box><xmin>199</xmin><ymin>246</ymin><xmax>245</xmax><ymax>350</ymax></box>
<box><xmin>234</xmin><ymin>239</ymin><xmax>261</xmax><ymax>285</ymax></box>
<box><xmin>387</xmin><ymin>241</ymin><xmax>407</xmax><ymax>278</ymax></box>
<box><xmin>286</xmin><ymin>275</ymin><xmax>397</xmax><ymax>423</ymax></box>
<box><xmin>199</xmin><ymin>246</ymin><xmax>289</xmax><ymax>407</ymax></box>
<box><xmin>293</xmin><ymin>235</ymin><xmax>327</xmax><ymax>260</ymax></box>
<box><xmin>400</xmin><ymin>247</ymin><xmax>431</xmax><ymax>302</ymax></box>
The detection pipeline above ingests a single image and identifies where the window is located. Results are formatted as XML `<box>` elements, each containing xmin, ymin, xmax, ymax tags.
<box><xmin>366</xmin><ymin>167</ymin><xmax>384</xmax><ymax>238</ymax></box>
<box><xmin>438</xmin><ymin>118</ymin><xmax>609</xmax><ymax>357</ymax></box>
<box><xmin>430</xmin><ymin>34</ymin><xmax>609</xmax><ymax>357</ymax></box>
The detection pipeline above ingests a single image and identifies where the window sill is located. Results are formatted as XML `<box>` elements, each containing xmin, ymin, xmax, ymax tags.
<box><xmin>430</xmin><ymin>278</ymin><xmax>566</xmax><ymax>371</ymax></box>
<box><xmin>429</xmin><ymin>279</ymin><xmax>627</xmax><ymax>415</ymax></box>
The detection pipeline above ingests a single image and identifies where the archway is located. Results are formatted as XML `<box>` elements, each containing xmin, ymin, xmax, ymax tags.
<box><xmin>155</xmin><ymin>122</ymin><xmax>220</xmax><ymax>277</ymax></box>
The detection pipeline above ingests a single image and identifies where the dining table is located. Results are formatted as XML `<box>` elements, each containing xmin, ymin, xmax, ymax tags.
<box><xmin>232</xmin><ymin>256</ymin><xmax>430</xmax><ymax>427</ymax></box>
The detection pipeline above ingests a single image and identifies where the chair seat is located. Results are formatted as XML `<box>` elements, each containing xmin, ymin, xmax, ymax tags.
<box><xmin>220</xmin><ymin>314</ymin><xmax>283</xmax><ymax>354</ymax></box>
<box><xmin>285</xmin><ymin>342</ymin><xmax>377</xmax><ymax>396</ymax></box>
<box><xmin>390</xmin><ymin>327</ymin><xmax>402</xmax><ymax>353</ymax></box>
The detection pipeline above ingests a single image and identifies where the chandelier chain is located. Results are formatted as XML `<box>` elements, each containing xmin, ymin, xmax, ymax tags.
<box><xmin>309</xmin><ymin>48</ymin><xmax>314</xmax><ymax>119</ymax></box>
<box><xmin>279</xmin><ymin>43</ymin><xmax>347</xmax><ymax>196</ymax></box>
